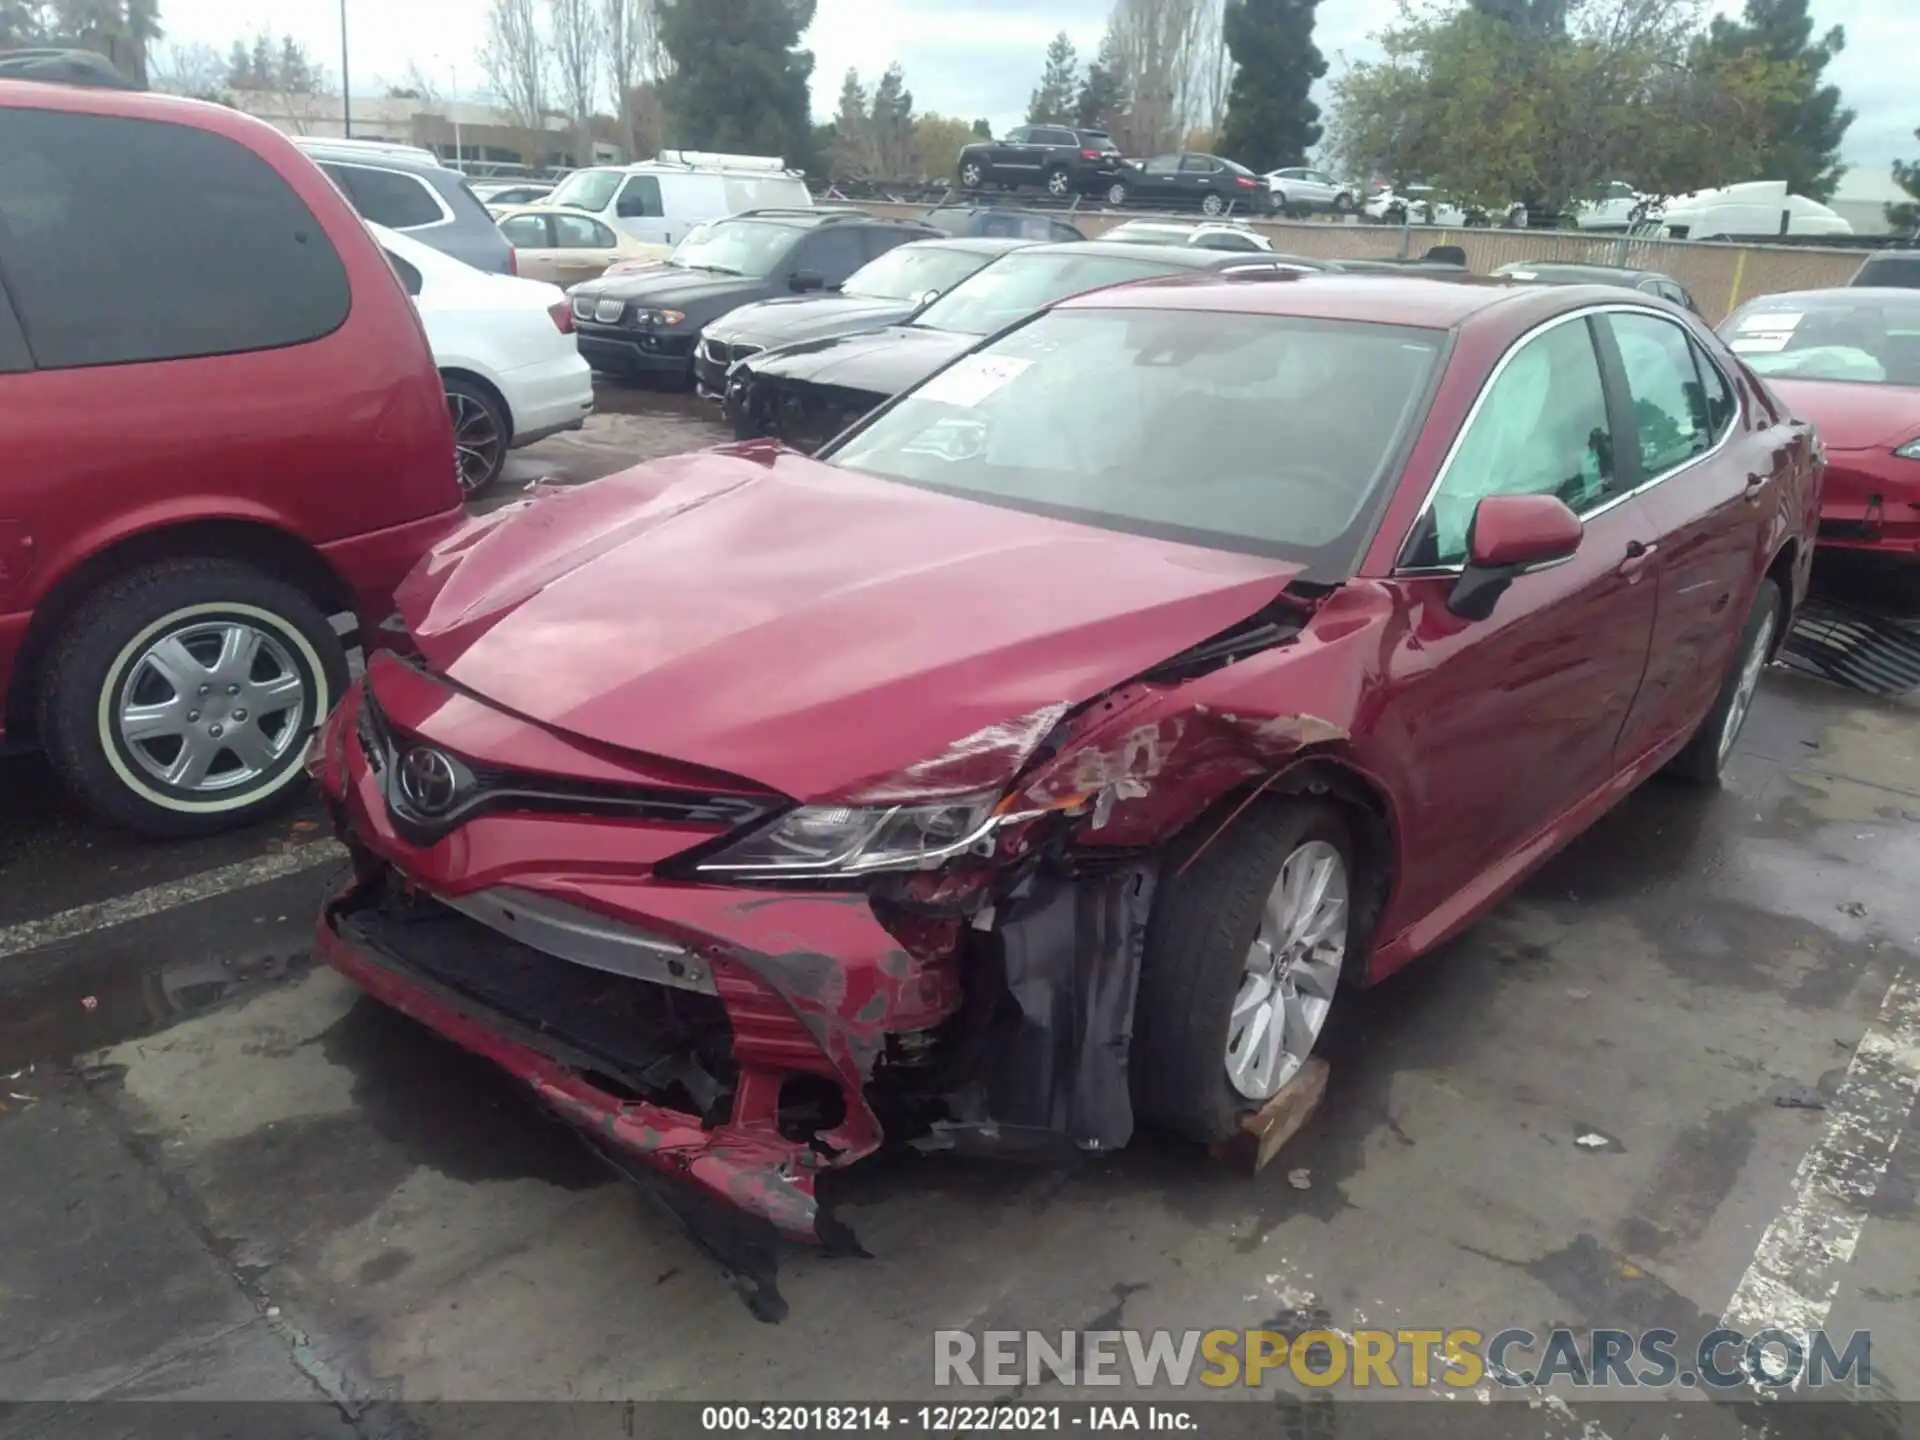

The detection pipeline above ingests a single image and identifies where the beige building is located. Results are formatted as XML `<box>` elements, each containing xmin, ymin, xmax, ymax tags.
<box><xmin>229</xmin><ymin>92</ymin><xmax>622</xmax><ymax>172</ymax></box>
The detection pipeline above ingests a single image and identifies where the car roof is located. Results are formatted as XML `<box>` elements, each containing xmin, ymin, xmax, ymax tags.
<box><xmin>1496</xmin><ymin>261</ymin><xmax>1672</xmax><ymax>284</ymax></box>
<box><xmin>1017</xmin><ymin>240</ymin><xmax>1290</xmax><ymax>271</ymax></box>
<box><xmin>901</xmin><ymin>236</ymin><xmax>1036</xmax><ymax>256</ymax></box>
<box><xmin>1052</xmin><ymin>269</ymin><xmax>1606</xmax><ymax>330</ymax></box>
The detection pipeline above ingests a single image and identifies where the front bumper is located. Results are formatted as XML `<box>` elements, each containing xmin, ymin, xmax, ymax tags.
<box><xmin>1817</xmin><ymin>461</ymin><xmax>1920</xmax><ymax>559</ymax></box>
<box><xmin>692</xmin><ymin>335</ymin><xmax>766</xmax><ymax>399</ymax></box>
<box><xmin>575</xmin><ymin>323</ymin><xmax>698</xmax><ymax>378</ymax></box>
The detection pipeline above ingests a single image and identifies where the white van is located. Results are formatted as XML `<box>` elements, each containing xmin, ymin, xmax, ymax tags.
<box><xmin>543</xmin><ymin>151</ymin><xmax>813</xmax><ymax>246</ymax></box>
<box><xmin>1631</xmin><ymin>180</ymin><xmax>1854</xmax><ymax>242</ymax></box>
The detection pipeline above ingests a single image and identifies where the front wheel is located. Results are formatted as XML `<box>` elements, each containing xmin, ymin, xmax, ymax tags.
<box><xmin>1666</xmin><ymin>577</ymin><xmax>1782</xmax><ymax>786</ymax></box>
<box><xmin>1200</xmin><ymin>192</ymin><xmax>1227</xmax><ymax>217</ymax></box>
<box><xmin>959</xmin><ymin>159</ymin><xmax>986</xmax><ymax>189</ymax></box>
<box><xmin>37</xmin><ymin>558</ymin><xmax>348</xmax><ymax>837</ymax></box>
<box><xmin>1132</xmin><ymin>798</ymin><xmax>1353</xmax><ymax>1143</ymax></box>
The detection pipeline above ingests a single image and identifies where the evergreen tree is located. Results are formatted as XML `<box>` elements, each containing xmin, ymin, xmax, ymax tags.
<box><xmin>659</xmin><ymin>0</ymin><xmax>817</xmax><ymax>166</ymax></box>
<box><xmin>1890</xmin><ymin>129</ymin><xmax>1920</xmax><ymax>234</ymax></box>
<box><xmin>1218</xmin><ymin>0</ymin><xmax>1326</xmax><ymax>173</ymax></box>
<box><xmin>830</xmin><ymin>68</ymin><xmax>871</xmax><ymax>180</ymax></box>
<box><xmin>1026</xmin><ymin>31</ymin><xmax>1079</xmax><ymax>125</ymax></box>
<box><xmin>1700</xmin><ymin>0</ymin><xmax>1852</xmax><ymax>200</ymax></box>
<box><xmin>970</xmin><ymin>117</ymin><xmax>991</xmax><ymax>139</ymax></box>
<box><xmin>869</xmin><ymin>62</ymin><xmax>915</xmax><ymax>177</ymax></box>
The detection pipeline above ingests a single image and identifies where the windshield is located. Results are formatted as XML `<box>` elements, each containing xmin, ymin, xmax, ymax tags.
<box><xmin>668</xmin><ymin>219</ymin><xmax>800</xmax><ymax>277</ymax></box>
<box><xmin>1722</xmin><ymin>294</ymin><xmax>1920</xmax><ymax>386</ymax></box>
<box><xmin>549</xmin><ymin>169</ymin><xmax>622</xmax><ymax>212</ymax></box>
<box><xmin>843</xmin><ymin>245</ymin><xmax>992</xmax><ymax>302</ymax></box>
<box><xmin>827</xmin><ymin>309</ymin><xmax>1444</xmax><ymax>570</ymax></box>
<box><xmin>913</xmin><ymin>251</ymin><xmax>1187</xmax><ymax>336</ymax></box>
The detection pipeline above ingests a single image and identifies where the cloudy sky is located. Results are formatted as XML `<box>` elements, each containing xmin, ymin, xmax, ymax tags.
<box><xmin>153</xmin><ymin>0</ymin><xmax>1915</xmax><ymax>176</ymax></box>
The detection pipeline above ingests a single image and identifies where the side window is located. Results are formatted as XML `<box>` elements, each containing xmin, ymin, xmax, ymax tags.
<box><xmin>980</xmin><ymin>212</ymin><xmax>1018</xmax><ymax>238</ymax></box>
<box><xmin>331</xmin><ymin>164</ymin><xmax>445</xmax><ymax>229</ymax></box>
<box><xmin>0</xmin><ymin>109</ymin><xmax>350</xmax><ymax>369</ymax></box>
<box><xmin>1690</xmin><ymin>339</ymin><xmax>1739</xmax><ymax>437</ymax></box>
<box><xmin>1004</xmin><ymin>128</ymin><xmax>1031</xmax><ymax>145</ymax></box>
<box><xmin>1179</xmin><ymin>154</ymin><xmax>1219</xmax><ymax>173</ymax></box>
<box><xmin>1604</xmin><ymin>312</ymin><xmax>1712</xmax><ymax>478</ymax></box>
<box><xmin>498</xmin><ymin>213</ymin><xmax>548</xmax><ymax>246</ymax></box>
<box><xmin>383</xmin><ymin>248</ymin><xmax>424</xmax><ymax>298</ymax></box>
<box><xmin>1143</xmin><ymin>155</ymin><xmax>1179</xmax><ymax>176</ymax></box>
<box><xmin>616</xmin><ymin>175</ymin><xmax>663</xmax><ymax>218</ymax></box>
<box><xmin>1050</xmin><ymin>221</ymin><xmax>1083</xmax><ymax>241</ymax></box>
<box><xmin>1308</xmin><ymin>171</ymin><xmax>1333</xmax><ymax>185</ymax></box>
<box><xmin>799</xmin><ymin>227</ymin><xmax>869</xmax><ymax>284</ymax></box>
<box><xmin>552</xmin><ymin>214</ymin><xmax>610</xmax><ymax>247</ymax></box>
<box><xmin>1406</xmin><ymin>318</ymin><xmax>1618</xmax><ymax>568</ymax></box>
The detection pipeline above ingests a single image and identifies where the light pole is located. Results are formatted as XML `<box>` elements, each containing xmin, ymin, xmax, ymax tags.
<box><xmin>339</xmin><ymin>0</ymin><xmax>352</xmax><ymax>138</ymax></box>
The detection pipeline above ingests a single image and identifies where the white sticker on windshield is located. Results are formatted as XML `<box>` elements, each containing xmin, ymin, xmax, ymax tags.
<box><xmin>1738</xmin><ymin>311</ymin><xmax>1801</xmax><ymax>333</ymax></box>
<box><xmin>1507</xmin><ymin>269</ymin><xmax>1538</xmax><ymax>280</ymax></box>
<box><xmin>915</xmin><ymin>355</ymin><xmax>1033</xmax><ymax>409</ymax></box>
<box><xmin>1730</xmin><ymin>333</ymin><xmax>1791</xmax><ymax>353</ymax></box>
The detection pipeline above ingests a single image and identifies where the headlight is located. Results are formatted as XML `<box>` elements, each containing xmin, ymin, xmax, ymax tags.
<box><xmin>693</xmin><ymin>792</ymin><xmax>1000</xmax><ymax>878</ymax></box>
<box><xmin>632</xmin><ymin>308</ymin><xmax>687</xmax><ymax>327</ymax></box>
<box><xmin>1896</xmin><ymin>439</ymin><xmax>1920</xmax><ymax>460</ymax></box>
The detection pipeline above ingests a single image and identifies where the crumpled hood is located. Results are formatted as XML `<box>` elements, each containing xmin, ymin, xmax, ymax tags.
<box><xmin>708</xmin><ymin>295</ymin><xmax>916</xmax><ymax>351</ymax></box>
<box><xmin>747</xmin><ymin>325</ymin><xmax>975</xmax><ymax>398</ymax></box>
<box><xmin>396</xmin><ymin>448</ymin><xmax>1301</xmax><ymax>801</ymax></box>
<box><xmin>1765</xmin><ymin>378</ymin><xmax>1920</xmax><ymax>451</ymax></box>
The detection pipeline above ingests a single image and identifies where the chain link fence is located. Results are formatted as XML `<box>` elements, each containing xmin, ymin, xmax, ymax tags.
<box><xmin>854</xmin><ymin>202</ymin><xmax>1867</xmax><ymax>325</ymax></box>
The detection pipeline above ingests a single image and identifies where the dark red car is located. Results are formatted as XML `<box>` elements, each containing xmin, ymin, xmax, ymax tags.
<box><xmin>311</xmin><ymin>272</ymin><xmax>1818</xmax><ymax>1316</ymax></box>
<box><xmin>0</xmin><ymin>76</ymin><xmax>462</xmax><ymax>834</ymax></box>
<box><xmin>1721</xmin><ymin>288</ymin><xmax>1920</xmax><ymax>560</ymax></box>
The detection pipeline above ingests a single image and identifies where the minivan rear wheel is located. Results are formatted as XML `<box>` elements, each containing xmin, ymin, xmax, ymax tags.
<box><xmin>38</xmin><ymin>559</ymin><xmax>347</xmax><ymax>837</ymax></box>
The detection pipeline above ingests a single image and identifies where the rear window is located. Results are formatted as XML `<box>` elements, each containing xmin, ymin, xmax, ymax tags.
<box><xmin>0</xmin><ymin>109</ymin><xmax>350</xmax><ymax>370</ymax></box>
<box><xmin>1852</xmin><ymin>255</ymin><xmax>1920</xmax><ymax>289</ymax></box>
<box><xmin>1722</xmin><ymin>293</ymin><xmax>1920</xmax><ymax>387</ymax></box>
<box><xmin>914</xmin><ymin>251</ymin><xmax>1187</xmax><ymax>337</ymax></box>
<box><xmin>827</xmin><ymin>309</ymin><xmax>1445</xmax><ymax>575</ymax></box>
<box><xmin>323</xmin><ymin>162</ymin><xmax>446</xmax><ymax>229</ymax></box>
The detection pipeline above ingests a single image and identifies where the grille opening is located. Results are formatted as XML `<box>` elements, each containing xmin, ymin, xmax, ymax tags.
<box><xmin>777</xmin><ymin>1074</ymin><xmax>848</xmax><ymax>1143</ymax></box>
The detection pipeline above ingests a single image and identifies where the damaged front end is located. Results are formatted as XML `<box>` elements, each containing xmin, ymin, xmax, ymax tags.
<box><xmin>312</xmin><ymin>575</ymin><xmax>1352</xmax><ymax>1318</ymax></box>
<box><xmin>724</xmin><ymin>363</ymin><xmax>883</xmax><ymax>455</ymax></box>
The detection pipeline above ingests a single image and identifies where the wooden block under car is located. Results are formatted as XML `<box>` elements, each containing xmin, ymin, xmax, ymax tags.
<box><xmin>1209</xmin><ymin>1057</ymin><xmax>1329</xmax><ymax>1175</ymax></box>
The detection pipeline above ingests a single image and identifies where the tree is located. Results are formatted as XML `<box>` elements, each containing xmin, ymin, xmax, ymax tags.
<box><xmin>278</xmin><ymin>34</ymin><xmax>316</xmax><ymax>94</ymax></box>
<box><xmin>1075</xmin><ymin>30</ymin><xmax>1128</xmax><ymax>131</ymax></box>
<box><xmin>970</xmin><ymin>117</ymin><xmax>992</xmax><ymax>139</ymax></box>
<box><xmin>1699</xmin><ymin>0</ymin><xmax>1853</xmax><ymax>201</ymax></box>
<box><xmin>658</xmin><ymin>0</ymin><xmax>817</xmax><ymax>166</ymax></box>
<box><xmin>1469</xmin><ymin>0</ymin><xmax>1568</xmax><ymax>38</ymax></box>
<box><xmin>1103</xmin><ymin>0</ymin><xmax>1209</xmax><ymax>154</ymax></box>
<box><xmin>224</xmin><ymin>39</ymin><xmax>251</xmax><ymax>89</ymax></box>
<box><xmin>830</xmin><ymin>67</ymin><xmax>873</xmax><ymax>179</ymax></box>
<box><xmin>913</xmin><ymin>114</ymin><xmax>975</xmax><ymax>182</ymax></box>
<box><xmin>150</xmin><ymin>40</ymin><xmax>229</xmax><ymax>102</ymax></box>
<box><xmin>1325</xmin><ymin>0</ymin><xmax>1796</xmax><ymax>216</ymax></box>
<box><xmin>549</xmin><ymin>0</ymin><xmax>603</xmax><ymax>163</ymax></box>
<box><xmin>605</xmin><ymin>0</ymin><xmax>667</xmax><ymax>158</ymax></box>
<box><xmin>869</xmin><ymin>62</ymin><xmax>915</xmax><ymax>177</ymax></box>
<box><xmin>1218</xmin><ymin>0</ymin><xmax>1325</xmax><ymax>172</ymax></box>
<box><xmin>1891</xmin><ymin>130</ymin><xmax>1920</xmax><ymax>235</ymax></box>
<box><xmin>1027</xmin><ymin>31</ymin><xmax>1079</xmax><ymax>125</ymax></box>
<box><xmin>481</xmin><ymin>0</ymin><xmax>549</xmax><ymax>129</ymax></box>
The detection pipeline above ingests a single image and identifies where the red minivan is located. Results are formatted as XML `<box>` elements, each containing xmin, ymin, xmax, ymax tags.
<box><xmin>0</xmin><ymin>73</ymin><xmax>464</xmax><ymax>834</ymax></box>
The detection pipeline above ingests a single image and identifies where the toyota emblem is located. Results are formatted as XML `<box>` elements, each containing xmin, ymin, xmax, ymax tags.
<box><xmin>396</xmin><ymin>746</ymin><xmax>460</xmax><ymax>816</ymax></box>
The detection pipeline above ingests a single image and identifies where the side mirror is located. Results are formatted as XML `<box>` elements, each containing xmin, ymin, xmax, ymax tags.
<box><xmin>1447</xmin><ymin>493</ymin><xmax>1584</xmax><ymax>620</ymax></box>
<box><xmin>790</xmin><ymin>269</ymin><xmax>826</xmax><ymax>293</ymax></box>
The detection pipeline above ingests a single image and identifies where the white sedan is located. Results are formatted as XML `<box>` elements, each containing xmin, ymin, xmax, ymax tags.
<box><xmin>372</xmin><ymin>223</ymin><xmax>594</xmax><ymax>494</ymax></box>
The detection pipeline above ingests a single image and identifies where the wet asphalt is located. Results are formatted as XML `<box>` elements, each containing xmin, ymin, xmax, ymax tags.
<box><xmin>1</xmin><ymin>390</ymin><xmax>1917</xmax><ymax>1434</ymax></box>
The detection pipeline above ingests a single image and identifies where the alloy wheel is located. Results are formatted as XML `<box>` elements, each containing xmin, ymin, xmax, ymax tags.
<box><xmin>449</xmin><ymin>388</ymin><xmax>504</xmax><ymax>494</ymax></box>
<box><xmin>1107</xmin><ymin>182</ymin><xmax>1128</xmax><ymax>206</ymax></box>
<box><xmin>112</xmin><ymin>620</ymin><xmax>308</xmax><ymax>794</ymax></box>
<box><xmin>1047</xmin><ymin>170</ymin><xmax>1071</xmax><ymax>197</ymax></box>
<box><xmin>1202</xmin><ymin>193</ymin><xmax>1226</xmax><ymax>217</ymax></box>
<box><xmin>1225</xmin><ymin>840</ymin><xmax>1347</xmax><ymax>1100</ymax></box>
<box><xmin>960</xmin><ymin>162</ymin><xmax>984</xmax><ymax>188</ymax></box>
<box><xmin>1717</xmin><ymin>608</ymin><xmax>1776</xmax><ymax>767</ymax></box>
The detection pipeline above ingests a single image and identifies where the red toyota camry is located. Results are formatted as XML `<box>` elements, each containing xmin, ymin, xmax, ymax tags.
<box><xmin>1721</xmin><ymin>287</ymin><xmax>1920</xmax><ymax>560</ymax></box>
<box><xmin>309</xmin><ymin>271</ymin><xmax>1818</xmax><ymax>1314</ymax></box>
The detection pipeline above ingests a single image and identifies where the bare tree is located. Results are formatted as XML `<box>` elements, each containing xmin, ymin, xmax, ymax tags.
<box><xmin>549</xmin><ymin>0</ymin><xmax>602</xmax><ymax>163</ymax></box>
<box><xmin>1105</xmin><ymin>0</ymin><xmax>1209</xmax><ymax>154</ymax></box>
<box><xmin>481</xmin><ymin>0</ymin><xmax>548</xmax><ymax>129</ymax></box>
<box><xmin>1191</xmin><ymin>0</ymin><xmax>1232</xmax><ymax>139</ymax></box>
<box><xmin>149</xmin><ymin>38</ymin><xmax>228</xmax><ymax>100</ymax></box>
<box><xmin>603</xmin><ymin>0</ymin><xmax>666</xmax><ymax>157</ymax></box>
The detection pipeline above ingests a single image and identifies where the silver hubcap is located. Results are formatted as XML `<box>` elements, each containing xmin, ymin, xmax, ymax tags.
<box><xmin>1203</xmin><ymin>195</ymin><xmax>1224</xmax><ymax>215</ymax></box>
<box><xmin>1048</xmin><ymin>172</ymin><xmax>1068</xmax><ymax>195</ymax></box>
<box><xmin>1226</xmin><ymin>840</ymin><xmax>1348</xmax><ymax>1101</ymax></box>
<box><xmin>962</xmin><ymin>165</ymin><xmax>981</xmax><ymax>185</ymax></box>
<box><xmin>449</xmin><ymin>390</ymin><xmax>502</xmax><ymax>493</ymax></box>
<box><xmin>1718</xmin><ymin>607</ymin><xmax>1776</xmax><ymax>766</ymax></box>
<box><xmin>115</xmin><ymin>621</ymin><xmax>307</xmax><ymax>793</ymax></box>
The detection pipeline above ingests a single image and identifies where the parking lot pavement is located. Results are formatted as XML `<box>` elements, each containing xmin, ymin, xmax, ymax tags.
<box><xmin>0</xmin><ymin>393</ymin><xmax>1915</xmax><ymax>1424</ymax></box>
<box><xmin>488</xmin><ymin>382</ymin><xmax>728</xmax><ymax>506</ymax></box>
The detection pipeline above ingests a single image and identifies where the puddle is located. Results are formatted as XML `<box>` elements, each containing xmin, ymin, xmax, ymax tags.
<box><xmin>1782</xmin><ymin>595</ymin><xmax>1920</xmax><ymax>698</ymax></box>
<box><xmin>0</xmin><ymin>947</ymin><xmax>309</xmax><ymax>1075</ymax></box>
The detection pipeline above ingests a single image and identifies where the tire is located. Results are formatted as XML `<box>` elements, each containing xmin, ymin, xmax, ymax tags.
<box><xmin>445</xmin><ymin>375</ymin><xmax>509</xmax><ymax>495</ymax></box>
<box><xmin>1200</xmin><ymin>192</ymin><xmax>1227</xmax><ymax>217</ymax></box>
<box><xmin>1105</xmin><ymin>181</ymin><xmax>1129</xmax><ymax>207</ymax></box>
<box><xmin>1133</xmin><ymin>798</ymin><xmax>1354</xmax><ymax>1143</ymax></box>
<box><xmin>958</xmin><ymin>159</ymin><xmax>986</xmax><ymax>189</ymax></box>
<box><xmin>1665</xmin><ymin>577</ymin><xmax>1782</xmax><ymax>786</ymax></box>
<box><xmin>37</xmin><ymin>558</ymin><xmax>348</xmax><ymax>837</ymax></box>
<box><xmin>1333</xmin><ymin>193</ymin><xmax>1355</xmax><ymax>214</ymax></box>
<box><xmin>1044</xmin><ymin>166</ymin><xmax>1072</xmax><ymax>199</ymax></box>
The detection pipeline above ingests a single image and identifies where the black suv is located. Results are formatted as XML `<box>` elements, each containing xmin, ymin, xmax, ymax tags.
<box><xmin>569</xmin><ymin>209</ymin><xmax>937</xmax><ymax>383</ymax></box>
<box><xmin>1491</xmin><ymin>260</ymin><xmax>1700</xmax><ymax>312</ymax></box>
<box><xmin>956</xmin><ymin>126</ymin><xmax>1124</xmax><ymax>200</ymax></box>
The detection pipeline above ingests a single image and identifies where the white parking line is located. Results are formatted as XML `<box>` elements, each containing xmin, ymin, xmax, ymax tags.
<box><xmin>0</xmin><ymin>841</ymin><xmax>346</xmax><ymax>963</ymax></box>
<box><xmin>1721</xmin><ymin>972</ymin><xmax>1920</xmax><ymax>1349</ymax></box>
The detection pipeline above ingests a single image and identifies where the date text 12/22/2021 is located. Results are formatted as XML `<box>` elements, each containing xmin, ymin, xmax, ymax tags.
<box><xmin>700</xmin><ymin>1406</ymin><xmax>1199</xmax><ymax>1432</ymax></box>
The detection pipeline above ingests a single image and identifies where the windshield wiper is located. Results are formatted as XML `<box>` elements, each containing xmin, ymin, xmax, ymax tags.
<box><xmin>674</xmin><ymin>262</ymin><xmax>743</xmax><ymax>276</ymax></box>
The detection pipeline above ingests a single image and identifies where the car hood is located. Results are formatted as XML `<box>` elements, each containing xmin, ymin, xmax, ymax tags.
<box><xmin>576</xmin><ymin>267</ymin><xmax>767</xmax><ymax>309</ymax></box>
<box><xmin>396</xmin><ymin>448</ymin><xmax>1301</xmax><ymax>802</ymax></box>
<box><xmin>747</xmin><ymin>325</ymin><xmax>977</xmax><ymax>397</ymax></box>
<box><xmin>1764</xmin><ymin>378</ymin><xmax>1920</xmax><ymax>450</ymax></box>
<box><xmin>708</xmin><ymin>295</ymin><xmax>917</xmax><ymax>349</ymax></box>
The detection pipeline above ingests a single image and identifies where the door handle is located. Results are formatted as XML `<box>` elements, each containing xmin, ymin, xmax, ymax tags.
<box><xmin>1618</xmin><ymin>539</ymin><xmax>1658</xmax><ymax>579</ymax></box>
